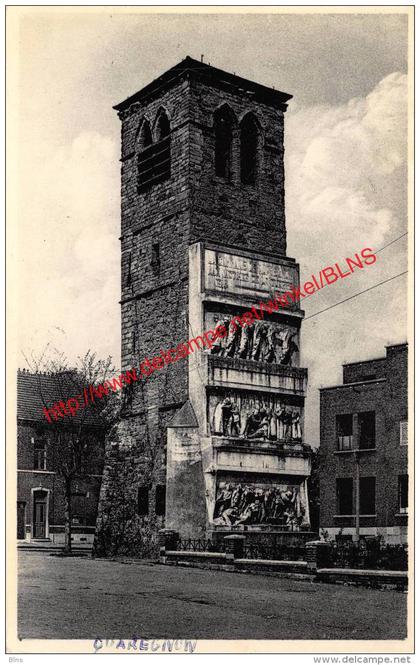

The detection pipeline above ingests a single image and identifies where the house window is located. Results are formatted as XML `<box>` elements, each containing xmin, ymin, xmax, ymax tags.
<box><xmin>399</xmin><ymin>475</ymin><xmax>408</xmax><ymax>513</ymax></box>
<box><xmin>137</xmin><ymin>112</ymin><xmax>171</xmax><ymax>193</ymax></box>
<box><xmin>33</xmin><ymin>438</ymin><xmax>47</xmax><ymax>470</ymax></box>
<box><xmin>400</xmin><ymin>421</ymin><xmax>408</xmax><ymax>446</ymax></box>
<box><xmin>137</xmin><ymin>486</ymin><xmax>149</xmax><ymax>516</ymax></box>
<box><xmin>336</xmin><ymin>478</ymin><xmax>353</xmax><ymax>515</ymax></box>
<box><xmin>151</xmin><ymin>242</ymin><xmax>160</xmax><ymax>275</ymax></box>
<box><xmin>359</xmin><ymin>477</ymin><xmax>376</xmax><ymax>515</ymax></box>
<box><xmin>214</xmin><ymin>106</ymin><xmax>234</xmax><ymax>179</ymax></box>
<box><xmin>336</xmin><ymin>414</ymin><xmax>353</xmax><ymax>451</ymax></box>
<box><xmin>240</xmin><ymin>114</ymin><xmax>259</xmax><ymax>185</ymax></box>
<box><xmin>155</xmin><ymin>484</ymin><xmax>166</xmax><ymax>516</ymax></box>
<box><xmin>359</xmin><ymin>411</ymin><xmax>376</xmax><ymax>449</ymax></box>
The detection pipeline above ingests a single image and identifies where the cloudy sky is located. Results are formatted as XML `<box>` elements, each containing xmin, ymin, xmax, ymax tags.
<box><xmin>11</xmin><ymin>8</ymin><xmax>410</xmax><ymax>444</ymax></box>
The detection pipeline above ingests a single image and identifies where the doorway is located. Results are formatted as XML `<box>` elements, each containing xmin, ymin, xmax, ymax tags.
<box><xmin>32</xmin><ymin>490</ymin><xmax>48</xmax><ymax>538</ymax></box>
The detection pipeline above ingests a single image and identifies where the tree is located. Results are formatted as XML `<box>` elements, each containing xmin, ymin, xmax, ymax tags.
<box><xmin>24</xmin><ymin>348</ymin><xmax>117</xmax><ymax>554</ymax></box>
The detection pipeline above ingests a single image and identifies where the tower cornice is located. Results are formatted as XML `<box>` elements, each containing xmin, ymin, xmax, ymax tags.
<box><xmin>114</xmin><ymin>56</ymin><xmax>293</xmax><ymax>114</ymax></box>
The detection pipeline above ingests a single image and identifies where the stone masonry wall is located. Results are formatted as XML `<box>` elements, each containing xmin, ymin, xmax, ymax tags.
<box><xmin>188</xmin><ymin>79</ymin><xmax>287</xmax><ymax>256</ymax></box>
<box><xmin>95</xmin><ymin>69</ymin><xmax>290</xmax><ymax>557</ymax></box>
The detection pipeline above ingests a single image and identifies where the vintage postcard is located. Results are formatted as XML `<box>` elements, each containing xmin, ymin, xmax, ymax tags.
<box><xmin>5</xmin><ymin>4</ymin><xmax>414</xmax><ymax>657</ymax></box>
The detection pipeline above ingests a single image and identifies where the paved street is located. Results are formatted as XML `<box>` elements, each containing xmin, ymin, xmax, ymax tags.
<box><xmin>18</xmin><ymin>552</ymin><xmax>406</xmax><ymax>641</ymax></box>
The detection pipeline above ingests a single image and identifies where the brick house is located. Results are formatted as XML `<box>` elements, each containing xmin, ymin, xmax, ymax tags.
<box><xmin>319</xmin><ymin>343</ymin><xmax>408</xmax><ymax>544</ymax></box>
<box><xmin>17</xmin><ymin>369</ymin><xmax>106</xmax><ymax>544</ymax></box>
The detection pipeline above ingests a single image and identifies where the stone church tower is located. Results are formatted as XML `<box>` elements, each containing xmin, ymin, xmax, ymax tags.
<box><xmin>94</xmin><ymin>57</ymin><xmax>312</xmax><ymax>557</ymax></box>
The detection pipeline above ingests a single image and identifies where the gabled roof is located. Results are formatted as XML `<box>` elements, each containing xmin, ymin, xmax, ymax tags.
<box><xmin>17</xmin><ymin>369</ymin><xmax>105</xmax><ymax>428</ymax></box>
<box><xmin>114</xmin><ymin>56</ymin><xmax>292</xmax><ymax>112</ymax></box>
<box><xmin>168</xmin><ymin>400</ymin><xmax>199</xmax><ymax>428</ymax></box>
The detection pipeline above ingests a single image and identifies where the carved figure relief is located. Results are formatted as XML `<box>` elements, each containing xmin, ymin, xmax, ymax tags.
<box><xmin>208</xmin><ymin>316</ymin><xmax>299</xmax><ymax>366</ymax></box>
<box><xmin>213</xmin><ymin>480</ymin><xmax>305</xmax><ymax>527</ymax></box>
<box><xmin>210</xmin><ymin>393</ymin><xmax>303</xmax><ymax>442</ymax></box>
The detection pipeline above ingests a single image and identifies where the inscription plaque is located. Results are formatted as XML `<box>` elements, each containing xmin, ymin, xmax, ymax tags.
<box><xmin>204</xmin><ymin>249</ymin><xmax>298</xmax><ymax>298</ymax></box>
<box><xmin>171</xmin><ymin>431</ymin><xmax>201</xmax><ymax>463</ymax></box>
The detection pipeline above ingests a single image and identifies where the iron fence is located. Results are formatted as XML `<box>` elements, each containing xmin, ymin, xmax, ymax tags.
<box><xmin>176</xmin><ymin>538</ymin><xmax>226</xmax><ymax>553</ymax></box>
<box><xmin>329</xmin><ymin>541</ymin><xmax>408</xmax><ymax>571</ymax></box>
<box><xmin>243</xmin><ymin>543</ymin><xmax>307</xmax><ymax>561</ymax></box>
<box><xmin>176</xmin><ymin>538</ymin><xmax>307</xmax><ymax>560</ymax></box>
<box><xmin>175</xmin><ymin>536</ymin><xmax>408</xmax><ymax>570</ymax></box>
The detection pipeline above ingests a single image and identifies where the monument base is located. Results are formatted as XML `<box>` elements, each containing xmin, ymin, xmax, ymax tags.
<box><xmin>209</xmin><ymin>527</ymin><xmax>318</xmax><ymax>550</ymax></box>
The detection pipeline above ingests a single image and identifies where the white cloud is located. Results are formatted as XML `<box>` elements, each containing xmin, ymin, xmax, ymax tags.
<box><xmin>286</xmin><ymin>72</ymin><xmax>408</xmax><ymax>444</ymax></box>
<box><xmin>287</xmin><ymin>72</ymin><xmax>407</xmax><ymax>259</ymax></box>
<box><xmin>18</xmin><ymin>131</ymin><xmax>121</xmax><ymax>366</ymax></box>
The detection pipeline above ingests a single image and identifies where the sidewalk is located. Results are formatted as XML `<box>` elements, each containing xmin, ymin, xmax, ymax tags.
<box><xmin>18</xmin><ymin>540</ymin><xmax>93</xmax><ymax>554</ymax></box>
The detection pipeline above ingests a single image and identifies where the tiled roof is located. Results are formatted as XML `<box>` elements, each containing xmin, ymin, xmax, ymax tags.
<box><xmin>17</xmin><ymin>369</ymin><xmax>105</xmax><ymax>427</ymax></box>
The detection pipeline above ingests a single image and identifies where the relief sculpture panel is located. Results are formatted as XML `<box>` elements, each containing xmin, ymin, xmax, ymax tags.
<box><xmin>213</xmin><ymin>479</ymin><xmax>306</xmax><ymax>527</ymax></box>
<box><xmin>205</xmin><ymin>313</ymin><xmax>299</xmax><ymax>366</ymax></box>
<box><xmin>209</xmin><ymin>392</ymin><xmax>303</xmax><ymax>441</ymax></box>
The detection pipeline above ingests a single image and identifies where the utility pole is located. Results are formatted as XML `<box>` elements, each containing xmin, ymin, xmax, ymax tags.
<box><xmin>353</xmin><ymin>413</ymin><xmax>360</xmax><ymax>542</ymax></box>
<box><xmin>354</xmin><ymin>450</ymin><xmax>360</xmax><ymax>542</ymax></box>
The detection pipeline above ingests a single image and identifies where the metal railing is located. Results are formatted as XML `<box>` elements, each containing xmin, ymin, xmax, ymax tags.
<box><xmin>329</xmin><ymin>541</ymin><xmax>408</xmax><ymax>571</ymax></box>
<box><xmin>174</xmin><ymin>536</ymin><xmax>407</xmax><ymax>570</ymax></box>
<box><xmin>176</xmin><ymin>538</ymin><xmax>306</xmax><ymax>561</ymax></box>
<box><xmin>176</xmin><ymin>538</ymin><xmax>226</xmax><ymax>553</ymax></box>
<box><xmin>243</xmin><ymin>543</ymin><xmax>307</xmax><ymax>561</ymax></box>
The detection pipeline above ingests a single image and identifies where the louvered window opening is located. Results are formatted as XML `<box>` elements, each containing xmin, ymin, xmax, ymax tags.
<box><xmin>137</xmin><ymin>136</ymin><xmax>171</xmax><ymax>192</ymax></box>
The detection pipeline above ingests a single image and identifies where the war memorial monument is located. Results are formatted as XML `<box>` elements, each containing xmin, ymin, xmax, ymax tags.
<box><xmin>94</xmin><ymin>57</ymin><xmax>314</xmax><ymax>556</ymax></box>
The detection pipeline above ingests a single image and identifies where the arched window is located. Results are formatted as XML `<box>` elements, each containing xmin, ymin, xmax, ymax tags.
<box><xmin>240</xmin><ymin>114</ymin><xmax>259</xmax><ymax>185</ymax></box>
<box><xmin>137</xmin><ymin>111</ymin><xmax>171</xmax><ymax>193</ymax></box>
<box><xmin>138</xmin><ymin>120</ymin><xmax>152</xmax><ymax>150</ymax></box>
<box><xmin>214</xmin><ymin>106</ymin><xmax>234</xmax><ymax>180</ymax></box>
<box><xmin>155</xmin><ymin>111</ymin><xmax>170</xmax><ymax>141</ymax></box>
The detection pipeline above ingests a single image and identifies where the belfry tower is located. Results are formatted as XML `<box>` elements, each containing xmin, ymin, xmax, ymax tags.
<box><xmin>95</xmin><ymin>57</ymin><xmax>312</xmax><ymax>556</ymax></box>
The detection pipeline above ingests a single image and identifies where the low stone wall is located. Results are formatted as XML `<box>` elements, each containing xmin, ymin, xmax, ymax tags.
<box><xmin>210</xmin><ymin>528</ymin><xmax>317</xmax><ymax>551</ymax></box>
<box><xmin>163</xmin><ymin>551</ymin><xmax>236</xmax><ymax>573</ymax></box>
<box><xmin>159</xmin><ymin>532</ymin><xmax>408</xmax><ymax>589</ymax></box>
<box><xmin>164</xmin><ymin>550</ymin><xmax>313</xmax><ymax>578</ymax></box>
<box><xmin>21</xmin><ymin>525</ymin><xmax>96</xmax><ymax>545</ymax></box>
<box><xmin>234</xmin><ymin>558</ymin><xmax>311</xmax><ymax>578</ymax></box>
<box><xmin>50</xmin><ymin>527</ymin><xmax>96</xmax><ymax>545</ymax></box>
<box><xmin>317</xmin><ymin>568</ymin><xmax>408</xmax><ymax>590</ymax></box>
